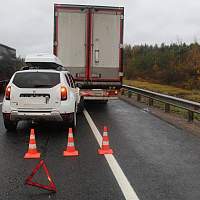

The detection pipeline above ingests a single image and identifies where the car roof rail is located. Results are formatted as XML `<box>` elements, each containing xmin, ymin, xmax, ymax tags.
<box><xmin>20</xmin><ymin>65</ymin><xmax>68</xmax><ymax>72</ymax></box>
<box><xmin>21</xmin><ymin>66</ymin><xmax>30</xmax><ymax>70</ymax></box>
<box><xmin>55</xmin><ymin>66</ymin><xmax>68</xmax><ymax>71</ymax></box>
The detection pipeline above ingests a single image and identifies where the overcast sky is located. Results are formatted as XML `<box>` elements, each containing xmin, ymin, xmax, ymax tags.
<box><xmin>0</xmin><ymin>0</ymin><xmax>200</xmax><ymax>56</ymax></box>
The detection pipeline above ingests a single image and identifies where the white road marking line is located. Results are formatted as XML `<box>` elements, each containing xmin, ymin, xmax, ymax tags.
<box><xmin>0</xmin><ymin>102</ymin><xmax>2</xmax><ymax>105</ymax></box>
<box><xmin>83</xmin><ymin>109</ymin><xmax>140</xmax><ymax>200</ymax></box>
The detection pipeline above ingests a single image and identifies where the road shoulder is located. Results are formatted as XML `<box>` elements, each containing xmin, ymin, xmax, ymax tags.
<box><xmin>119</xmin><ymin>95</ymin><xmax>200</xmax><ymax>137</ymax></box>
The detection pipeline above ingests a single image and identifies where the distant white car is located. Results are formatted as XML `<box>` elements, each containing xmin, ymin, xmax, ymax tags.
<box><xmin>2</xmin><ymin>54</ymin><xmax>80</xmax><ymax>131</ymax></box>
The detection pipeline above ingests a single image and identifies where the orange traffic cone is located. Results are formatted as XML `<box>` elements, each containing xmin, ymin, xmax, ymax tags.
<box><xmin>98</xmin><ymin>126</ymin><xmax>113</xmax><ymax>155</ymax></box>
<box><xmin>63</xmin><ymin>128</ymin><xmax>79</xmax><ymax>156</ymax></box>
<box><xmin>24</xmin><ymin>128</ymin><xmax>40</xmax><ymax>159</ymax></box>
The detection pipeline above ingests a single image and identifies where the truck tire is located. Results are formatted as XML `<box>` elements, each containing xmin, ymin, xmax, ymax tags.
<box><xmin>4</xmin><ymin>119</ymin><xmax>17</xmax><ymax>131</ymax></box>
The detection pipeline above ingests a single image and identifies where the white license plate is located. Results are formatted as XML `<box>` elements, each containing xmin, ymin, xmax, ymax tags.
<box><xmin>20</xmin><ymin>97</ymin><xmax>46</xmax><ymax>106</ymax></box>
<box><xmin>92</xmin><ymin>90</ymin><xmax>103</xmax><ymax>96</ymax></box>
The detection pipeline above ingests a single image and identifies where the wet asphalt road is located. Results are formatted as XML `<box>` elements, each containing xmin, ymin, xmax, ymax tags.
<box><xmin>1</xmin><ymin>99</ymin><xmax>200</xmax><ymax>199</ymax></box>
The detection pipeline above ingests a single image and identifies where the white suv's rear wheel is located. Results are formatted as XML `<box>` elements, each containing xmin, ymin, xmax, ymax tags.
<box><xmin>74</xmin><ymin>111</ymin><xmax>77</xmax><ymax>128</ymax></box>
<box><xmin>63</xmin><ymin>106</ymin><xmax>77</xmax><ymax>130</ymax></box>
<box><xmin>3</xmin><ymin>118</ymin><xmax>17</xmax><ymax>131</ymax></box>
<box><xmin>77</xmin><ymin>97</ymin><xmax>84</xmax><ymax>113</ymax></box>
<box><xmin>69</xmin><ymin>110</ymin><xmax>77</xmax><ymax>130</ymax></box>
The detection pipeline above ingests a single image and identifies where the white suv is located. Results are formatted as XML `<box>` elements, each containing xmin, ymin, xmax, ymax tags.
<box><xmin>2</xmin><ymin>54</ymin><xmax>80</xmax><ymax>131</ymax></box>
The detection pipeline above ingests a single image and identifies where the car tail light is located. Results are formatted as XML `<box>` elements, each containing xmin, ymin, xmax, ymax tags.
<box><xmin>61</xmin><ymin>86</ymin><xmax>67</xmax><ymax>100</ymax></box>
<box><xmin>106</xmin><ymin>90</ymin><xmax>118</xmax><ymax>96</ymax></box>
<box><xmin>5</xmin><ymin>86</ymin><xmax>11</xmax><ymax>100</ymax></box>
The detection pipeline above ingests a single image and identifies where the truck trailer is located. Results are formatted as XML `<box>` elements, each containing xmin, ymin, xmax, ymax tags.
<box><xmin>53</xmin><ymin>4</ymin><xmax>124</xmax><ymax>101</ymax></box>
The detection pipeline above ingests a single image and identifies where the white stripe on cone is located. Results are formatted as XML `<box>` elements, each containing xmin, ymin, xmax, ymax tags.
<box><xmin>68</xmin><ymin>133</ymin><xmax>73</xmax><ymax>137</ymax></box>
<box><xmin>103</xmin><ymin>132</ymin><xmax>108</xmax><ymax>136</ymax></box>
<box><xmin>30</xmin><ymin>135</ymin><xmax>35</xmax><ymax>139</ymax></box>
<box><xmin>29</xmin><ymin>144</ymin><xmax>36</xmax><ymax>149</ymax></box>
<box><xmin>103</xmin><ymin>141</ymin><xmax>109</xmax><ymax>145</ymax></box>
<box><xmin>68</xmin><ymin>142</ymin><xmax>74</xmax><ymax>147</ymax></box>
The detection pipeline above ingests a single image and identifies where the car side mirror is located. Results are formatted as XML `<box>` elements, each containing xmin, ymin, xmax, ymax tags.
<box><xmin>75</xmin><ymin>82</ymin><xmax>82</xmax><ymax>88</ymax></box>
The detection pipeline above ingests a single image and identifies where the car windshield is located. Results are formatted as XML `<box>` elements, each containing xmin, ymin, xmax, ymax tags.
<box><xmin>12</xmin><ymin>72</ymin><xmax>60</xmax><ymax>88</ymax></box>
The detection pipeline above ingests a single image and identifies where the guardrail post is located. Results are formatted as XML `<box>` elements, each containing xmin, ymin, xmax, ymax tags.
<box><xmin>121</xmin><ymin>88</ymin><xmax>125</xmax><ymax>95</ymax></box>
<box><xmin>137</xmin><ymin>94</ymin><xmax>141</xmax><ymax>102</ymax></box>
<box><xmin>165</xmin><ymin>103</ymin><xmax>170</xmax><ymax>113</ymax></box>
<box><xmin>188</xmin><ymin>111</ymin><xmax>194</xmax><ymax>122</ymax></box>
<box><xmin>148</xmin><ymin>98</ymin><xmax>153</xmax><ymax>106</ymax></box>
<box><xmin>128</xmin><ymin>90</ymin><xmax>132</xmax><ymax>98</ymax></box>
<box><xmin>194</xmin><ymin>106</ymin><xmax>199</xmax><ymax>111</ymax></box>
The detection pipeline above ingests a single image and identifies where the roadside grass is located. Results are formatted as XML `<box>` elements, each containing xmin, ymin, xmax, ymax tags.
<box><xmin>123</xmin><ymin>79</ymin><xmax>200</xmax><ymax>102</ymax></box>
<box><xmin>123</xmin><ymin>79</ymin><xmax>200</xmax><ymax>121</ymax></box>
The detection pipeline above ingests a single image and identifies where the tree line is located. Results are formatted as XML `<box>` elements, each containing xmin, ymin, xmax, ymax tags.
<box><xmin>1</xmin><ymin>43</ymin><xmax>200</xmax><ymax>90</ymax></box>
<box><xmin>124</xmin><ymin>42</ymin><xmax>200</xmax><ymax>89</ymax></box>
<box><xmin>0</xmin><ymin>55</ymin><xmax>24</xmax><ymax>80</ymax></box>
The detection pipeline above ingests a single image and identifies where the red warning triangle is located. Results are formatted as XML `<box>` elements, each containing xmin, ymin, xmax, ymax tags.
<box><xmin>25</xmin><ymin>160</ymin><xmax>57</xmax><ymax>192</ymax></box>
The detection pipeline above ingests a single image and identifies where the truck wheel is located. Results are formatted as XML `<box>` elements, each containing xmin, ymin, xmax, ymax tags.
<box><xmin>4</xmin><ymin>119</ymin><xmax>17</xmax><ymax>131</ymax></box>
<box><xmin>77</xmin><ymin>97</ymin><xmax>84</xmax><ymax>113</ymax></box>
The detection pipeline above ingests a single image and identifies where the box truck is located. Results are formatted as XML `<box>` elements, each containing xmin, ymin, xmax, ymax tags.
<box><xmin>53</xmin><ymin>4</ymin><xmax>124</xmax><ymax>102</ymax></box>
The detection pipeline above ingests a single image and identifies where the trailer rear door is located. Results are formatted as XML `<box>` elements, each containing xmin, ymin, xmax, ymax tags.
<box><xmin>91</xmin><ymin>10</ymin><xmax>121</xmax><ymax>80</ymax></box>
<box><xmin>56</xmin><ymin>9</ymin><xmax>87</xmax><ymax>78</ymax></box>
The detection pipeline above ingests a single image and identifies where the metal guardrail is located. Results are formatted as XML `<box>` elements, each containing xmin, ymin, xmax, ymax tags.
<box><xmin>0</xmin><ymin>80</ymin><xmax>9</xmax><ymax>83</ymax></box>
<box><xmin>0</xmin><ymin>80</ymin><xmax>9</xmax><ymax>93</ymax></box>
<box><xmin>122</xmin><ymin>84</ymin><xmax>200</xmax><ymax>122</ymax></box>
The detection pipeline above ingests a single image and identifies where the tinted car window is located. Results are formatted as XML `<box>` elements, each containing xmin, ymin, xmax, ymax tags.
<box><xmin>13</xmin><ymin>72</ymin><xmax>60</xmax><ymax>88</ymax></box>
